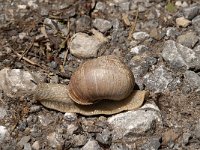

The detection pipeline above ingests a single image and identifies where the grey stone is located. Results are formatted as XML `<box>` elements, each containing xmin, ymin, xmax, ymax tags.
<box><xmin>47</xmin><ymin>132</ymin><xmax>63</xmax><ymax>148</ymax></box>
<box><xmin>32</xmin><ymin>141</ymin><xmax>40</xmax><ymax>150</ymax></box>
<box><xmin>132</xmin><ymin>32</ymin><xmax>150</xmax><ymax>41</ymax></box>
<box><xmin>38</xmin><ymin>114</ymin><xmax>53</xmax><ymax>126</ymax></box>
<box><xmin>17</xmin><ymin>136</ymin><xmax>31</xmax><ymax>147</ymax></box>
<box><xmin>0</xmin><ymin>126</ymin><xmax>8</xmax><ymax>143</ymax></box>
<box><xmin>166</xmin><ymin>27</ymin><xmax>178</xmax><ymax>38</ymax></box>
<box><xmin>76</xmin><ymin>15</ymin><xmax>91</xmax><ymax>32</ymax></box>
<box><xmin>18</xmin><ymin>120</ymin><xmax>27</xmax><ymax>131</ymax></box>
<box><xmin>145</xmin><ymin>57</ymin><xmax>157</xmax><ymax>66</ymax></box>
<box><xmin>130</xmin><ymin>58</ymin><xmax>150</xmax><ymax>89</ymax></box>
<box><xmin>81</xmin><ymin>140</ymin><xmax>102</xmax><ymax>150</ymax></box>
<box><xmin>192</xmin><ymin>15</ymin><xmax>200</xmax><ymax>33</ymax></box>
<box><xmin>57</xmin><ymin>22</ymin><xmax>69</xmax><ymax>36</ymax></box>
<box><xmin>141</xmin><ymin>137</ymin><xmax>161</xmax><ymax>150</ymax></box>
<box><xmin>73</xmin><ymin>134</ymin><xmax>87</xmax><ymax>147</ymax></box>
<box><xmin>49</xmin><ymin>61</ymin><xmax>58</xmax><ymax>69</ymax></box>
<box><xmin>194</xmin><ymin>119</ymin><xmax>200</xmax><ymax>139</ymax></box>
<box><xmin>177</xmin><ymin>32</ymin><xmax>199</xmax><ymax>48</ymax></box>
<box><xmin>96</xmin><ymin>129</ymin><xmax>112</xmax><ymax>145</ymax></box>
<box><xmin>119</xmin><ymin>2</ymin><xmax>130</xmax><ymax>11</ymax></box>
<box><xmin>0</xmin><ymin>107</ymin><xmax>7</xmax><ymax>119</ymax></box>
<box><xmin>30</xmin><ymin>105</ymin><xmax>41</xmax><ymax>113</ymax></box>
<box><xmin>161</xmin><ymin>40</ymin><xmax>200</xmax><ymax>70</ymax></box>
<box><xmin>0</xmin><ymin>68</ymin><xmax>38</xmax><ymax>97</ymax></box>
<box><xmin>93</xmin><ymin>18</ymin><xmax>112</xmax><ymax>32</ymax></box>
<box><xmin>49</xmin><ymin>75</ymin><xmax>59</xmax><ymax>84</ymax></box>
<box><xmin>183</xmin><ymin>5</ymin><xmax>200</xmax><ymax>20</ymax></box>
<box><xmin>67</xmin><ymin>124</ymin><xmax>79</xmax><ymax>135</ymax></box>
<box><xmin>110</xmin><ymin>143</ymin><xmax>132</xmax><ymax>150</ymax></box>
<box><xmin>95</xmin><ymin>2</ymin><xmax>106</xmax><ymax>11</ymax></box>
<box><xmin>69</xmin><ymin>33</ymin><xmax>105</xmax><ymax>58</ymax></box>
<box><xmin>144</xmin><ymin>66</ymin><xmax>174</xmax><ymax>93</ymax></box>
<box><xmin>130</xmin><ymin>45</ymin><xmax>148</xmax><ymax>54</ymax></box>
<box><xmin>184</xmin><ymin>71</ymin><xmax>200</xmax><ymax>91</ymax></box>
<box><xmin>108</xmin><ymin>104</ymin><xmax>161</xmax><ymax>140</ymax></box>
<box><xmin>64</xmin><ymin>112</ymin><xmax>77</xmax><ymax>122</ymax></box>
<box><xmin>24</xmin><ymin>143</ymin><xmax>31</xmax><ymax>150</ymax></box>
<box><xmin>19</xmin><ymin>32</ymin><xmax>27</xmax><ymax>40</ymax></box>
<box><xmin>182</xmin><ymin>132</ymin><xmax>192</xmax><ymax>145</ymax></box>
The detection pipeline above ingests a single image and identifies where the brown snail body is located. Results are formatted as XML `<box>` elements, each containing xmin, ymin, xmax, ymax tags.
<box><xmin>34</xmin><ymin>55</ymin><xmax>147</xmax><ymax>115</ymax></box>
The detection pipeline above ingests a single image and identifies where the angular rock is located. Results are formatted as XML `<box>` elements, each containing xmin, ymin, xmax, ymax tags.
<box><xmin>110</xmin><ymin>143</ymin><xmax>132</xmax><ymax>150</ymax></box>
<box><xmin>194</xmin><ymin>119</ymin><xmax>200</xmax><ymax>139</ymax></box>
<box><xmin>184</xmin><ymin>71</ymin><xmax>200</xmax><ymax>92</ymax></box>
<box><xmin>76</xmin><ymin>15</ymin><xmax>91</xmax><ymax>32</ymax></box>
<box><xmin>81</xmin><ymin>140</ymin><xmax>102</xmax><ymax>150</ymax></box>
<box><xmin>0</xmin><ymin>126</ymin><xmax>9</xmax><ymax>143</ymax></box>
<box><xmin>144</xmin><ymin>66</ymin><xmax>174</xmax><ymax>93</ymax></box>
<box><xmin>95</xmin><ymin>2</ymin><xmax>106</xmax><ymax>11</ymax></box>
<box><xmin>93</xmin><ymin>18</ymin><xmax>112</xmax><ymax>32</ymax></box>
<box><xmin>177</xmin><ymin>32</ymin><xmax>199</xmax><ymax>48</ymax></box>
<box><xmin>183</xmin><ymin>5</ymin><xmax>200</xmax><ymax>20</ymax></box>
<box><xmin>192</xmin><ymin>15</ymin><xmax>200</xmax><ymax>33</ymax></box>
<box><xmin>68</xmin><ymin>33</ymin><xmax>105</xmax><ymax>58</ymax></box>
<box><xmin>64</xmin><ymin>112</ymin><xmax>77</xmax><ymax>122</ymax></box>
<box><xmin>38</xmin><ymin>114</ymin><xmax>53</xmax><ymax>126</ymax></box>
<box><xmin>130</xmin><ymin>45</ymin><xmax>148</xmax><ymax>55</ymax></box>
<box><xmin>119</xmin><ymin>2</ymin><xmax>130</xmax><ymax>11</ymax></box>
<box><xmin>0</xmin><ymin>107</ymin><xmax>7</xmax><ymax>119</ymax></box>
<box><xmin>107</xmin><ymin>104</ymin><xmax>161</xmax><ymax>140</ymax></box>
<box><xmin>32</xmin><ymin>141</ymin><xmax>40</xmax><ymax>150</ymax></box>
<box><xmin>132</xmin><ymin>31</ymin><xmax>150</xmax><ymax>41</ymax></box>
<box><xmin>161</xmin><ymin>40</ymin><xmax>200</xmax><ymax>70</ymax></box>
<box><xmin>72</xmin><ymin>134</ymin><xmax>87</xmax><ymax>147</ymax></box>
<box><xmin>17</xmin><ymin>136</ymin><xmax>31</xmax><ymax>147</ymax></box>
<box><xmin>176</xmin><ymin>17</ymin><xmax>191</xmax><ymax>27</ymax></box>
<box><xmin>182</xmin><ymin>132</ymin><xmax>192</xmax><ymax>146</ymax></box>
<box><xmin>47</xmin><ymin>132</ymin><xmax>63</xmax><ymax>149</ymax></box>
<box><xmin>141</xmin><ymin>137</ymin><xmax>161</xmax><ymax>150</ymax></box>
<box><xmin>96</xmin><ymin>129</ymin><xmax>112</xmax><ymax>145</ymax></box>
<box><xmin>0</xmin><ymin>68</ymin><xmax>38</xmax><ymax>97</ymax></box>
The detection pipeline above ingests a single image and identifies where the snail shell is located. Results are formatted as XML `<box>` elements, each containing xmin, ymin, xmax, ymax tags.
<box><xmin>68</xmin><ymin>55</ymin><xmax>135</xmax><ymax>105</ymax></box>
<box><xmin>34</xmin><ymin>55</ymin><xmax>147</xmax><ymax>115</ymax></box>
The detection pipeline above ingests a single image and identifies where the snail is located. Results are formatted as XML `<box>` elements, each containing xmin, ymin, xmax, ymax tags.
<box><xmin>34</xmin><ymin>55</ymin><xmax>148</xmax><ymax>116</ymax></box>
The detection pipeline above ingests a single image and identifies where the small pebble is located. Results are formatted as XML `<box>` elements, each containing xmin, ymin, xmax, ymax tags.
<box><xmin>81</xmin><ymin>139</ymin><xmax>102</xmax><ymax>150</ymax></box>
<box><xmin>132</xmin><ymin>32</ymin><xmax>149</xmax><ymax>41</ymax></box>
<box><xmin>64</xmin><ymin>112</ymin><xmax>77</xmax><ymax>122</ymax></box>
<box><xmin>176</xmin><ymin>17</ymin><xmax>191</xmax><ymax>27</ymax></box>
<box><xmin>93</xmin><ymin>18</ymin><xmax>112</xmax><ymax>32</ymax></box>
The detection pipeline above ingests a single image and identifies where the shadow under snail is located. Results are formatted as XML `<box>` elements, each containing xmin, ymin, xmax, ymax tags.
<box><xmin>34</xmin><ymin>55</ymin><xmax>148</xmax><ymax>116</ymax></box>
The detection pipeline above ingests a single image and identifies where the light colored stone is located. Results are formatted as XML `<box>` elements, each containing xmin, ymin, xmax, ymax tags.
<box><xmin>17</xmin><ymin>136</ymin><xmax>31</xmax><ymax>147</ymax></box>
<box><xmin>184</xmin><ymin>71</ymin><xmax>200</xmax><ymax>92</ymax></box>
<box><xmin>64</xmin><ymin>112</ymin><xmax>77</xmax><ymax>121</ymax></box>
<box><xmin>32</xmin><ymin>141</ymin><xmax>40</xmax><ymax>150</ymax></box>
<box><xmin>47</xmin><ymin>132</ymin><xmax>62</xmax><ymax>148</ymax></box>
<box><xmin>81</xmin><ymin>140</ymin><xmax>102</xmax><ymax>150</ymax></box>
<box><xmin>0</xmin><ymin>126</ymin><xmax>8</xmax><ymax>143</ymax></box>
<box><xmin>161</xmin><ymin>40</ymin><xmax>200</xmax><ymax>70</ymax></box>
<box><xmin>130</xmin><ymin>45</ymin><xmax>148</xmax><ymax>54</ymax></box>
<box><xmin>0</xmin><ymin>68</ymin><xmax>38</xmax><ymax>97</ymax></box>
<box><xmin>93</xmin><ymin>18</ymin><xmax>112</xmax><ymax>32</ymax></box>
<box><xmin>19</xmin><ymin>32</ymin><xmax>27</xmax><ymax>40</ymax></box>
<box><xmin>176</xmin><ymin>17</ymin><xmax>191</xmax><ymax>27</ymax></box>
<box><xmin>183</xmin><ymin>5</ymin><xmax>199</xmax><ymax>20</ymax></box>
<box><xmin>69</xmin><ymin>32</ymin><xmax>105</xmax><ymax>58</ymax></box>
<box><xmin>132</xmin><ymin>31</ymin><xmax>150</xmax><ymax>41</ymax></box>
<box><xmin>0</xmin><ymin>107</ymin><xmax>7</xmax><ymax>119</ymax></box>
<box><xmin>108</xmin><ymin>104</ymin><xmax>161</xmax><ymax>139</ymax></box>
<box><xmin>177</xmin><ymin>32</ymin><xmax>199</xmax><ymax>48</ymax></box>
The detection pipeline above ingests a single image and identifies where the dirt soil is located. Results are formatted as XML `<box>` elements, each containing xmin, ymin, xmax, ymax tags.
<box><xmin>0</xmin><ymin>0</ymin><xmax>200</xmax><ymax>150</ymax></box>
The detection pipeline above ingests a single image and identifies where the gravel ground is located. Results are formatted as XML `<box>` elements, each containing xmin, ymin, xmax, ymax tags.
<box><xmin>0</xmin><ymin>0</ymin><xmax>200</xmax><ymax>149</ymax></box>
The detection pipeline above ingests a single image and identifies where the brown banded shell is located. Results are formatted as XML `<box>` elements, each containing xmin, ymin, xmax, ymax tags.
<box><xmin>68</xmin><ymin>55</ymin><xmax>135</xmax><ymax>105</ymax></box>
